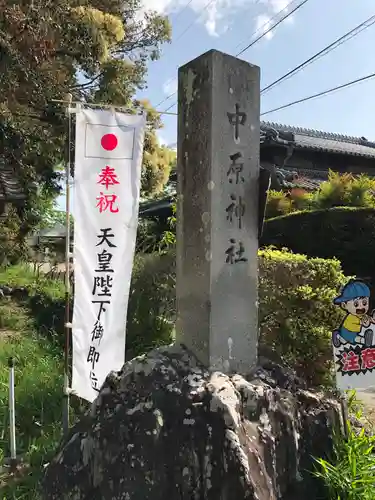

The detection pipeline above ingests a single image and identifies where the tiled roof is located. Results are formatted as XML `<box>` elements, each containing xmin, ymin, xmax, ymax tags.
<box><xmin>280</xmin><ymin>167</ymin><xmax>327</xmax><ymax>191</ymax></box>
<box><xmin>261</xmin><ymin>122</ymin><xmax>375</xmax><ymax>159</ymax></box>
<box><xmin>293</xmin><ymin>177</ymin><xmax>323</xmax><ymax>191</ymax></box>
<box><xmin>167</xmin><ymin>123</ymin><xmax>375</xmax><ymax>159</ymax></box>
<box><xmin>0</xmin><ymin>163</ymin><xmax>25</xmax><ymax>201</ymax></box>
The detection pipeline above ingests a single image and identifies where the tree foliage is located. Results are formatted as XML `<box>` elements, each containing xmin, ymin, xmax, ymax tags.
<box><xmin>0</xmin><ymin>206</ymin><xmax>28</xmax><ymax>265</ymax></box>
<box><xmin>265</xmin><ymin>171</ymin><xmax>375</xmax><ymax>219</ymax></box>
<box><xmin>0</xmin><ymin>0</ymin><xmax>173</xmax><ymax>229</ymax></box>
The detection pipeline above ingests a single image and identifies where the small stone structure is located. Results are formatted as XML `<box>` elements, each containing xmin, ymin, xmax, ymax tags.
<box><xmin>42</xmin><ymin>345</ymin><xmax>341</xmax><ymax>499</ymax></box>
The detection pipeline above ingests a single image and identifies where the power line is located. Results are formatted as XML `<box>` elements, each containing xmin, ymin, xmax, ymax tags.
<box><xmin>236</xmin><ymin>0</ymin><xmax>310</xmax><ymax>57</ymax></box>
<box><xmin>155</xmin><ymin>89</ymin><xmax>177</xmax><ymax>109</ymax></box>
<box><xmin>154</xmin><ymin>0</ymin><xmax>219</xmax><ymax>108</ymax></box>
<box><xmin>232</xmin><ymin>0</ymin><xmax>303</xmax><ymax>52</ymax></box>
<box><xmin>163</xmin><ymin>101</ymin><xmax>177</xmax><ymax>113</ymax></box>
<box><xmin>172</xmin><ymin>0</ymin><xmax>195</xmax><ymax>24</ymax></box>
<box><xmin>261</xmin><ymin>13</ymin><xmax>375</xmax><ymax>94</ymax></box>
<box><xmin>155</xmin><ymin>0</ymin><xmax>264</xmax><ymax>109</ymax></box>
<box><xmin>173</xmin><ymin>0</ymin><xmax>217</xmax><ymax>44</ymax></box>
<box><xmin>157</xmin><ymin>71</ymin><xmax>375</xmax><ymax>117</ymax></box>
<box><xmin>160</xmin><ymin>0</ymin><xmax>309</xmax><ymax>112</ymax></box>
<box><xmin>261</xmin><ymin>72</ymin><xmax>375</xmax><ymax>116</ymax></box>
<box><xmin>219</xmin><ymin>0</ymin><xmax>263</xmax><ymax>45</ymax></box>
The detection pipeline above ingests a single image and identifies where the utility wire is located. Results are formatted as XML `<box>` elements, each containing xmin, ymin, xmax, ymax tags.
<box><xmin>156</xmin><ymin>71</ymin><xmax>375</xmax><ymax>117</ymax></box>
<box><xmin>161</xmin><ymin>8</ymin><xmax>375</xmax><ymax>110</ymax></box>
<box><xmin>163</xmin><ymin>101</ymin><xmax>177</xmax><ymax>113</ymax></box>
<box><xmin>155</xmin><ymin>88</ymin><xmax>177</xmax><ymax>109</ymax></box>
<box><xmin>172</xmin><ymin>0</ymin><xmax>195</xmax><ymax>24</ymax></box>
<box><xmin>160</xmin><ymin>0</ymin><xmax>309</xmax><ymax>112</ymax></box>
<box><xmin>261</xmin><ymin>13</ymin><xmax>375</xmax><ymax>94</ymax></box>
<box><xmin>173</xmin><ymin>0</ymin><xmax>217</xmax><ymax>45</ymax></box>
<box><xmin>156</xmin><ymin>0</ymin><xmax>264</xmax><ymax>108</ymax></box>
<box><xmin>154</xmin><ymin>0</ymin><xmax>219</xmax><ymax>108</ymax></box>
<box><xmin>236</xmin><ymin>0</ymin><xmax>310</xmax><ymax>56</ymax></box>
<box><xmin>232</xmin><ymin>0</ymin><xmax>303</xmax><ymax>52</ymax></box>
<box><xmin>261</xmin><ymin>72</ymin><xmax>375</xmax><ymax>116</ymax></box>
<box><xmin>155</xmin><ymin>87</ymin><xmax>177</xmax><ymax>111</ymax></box>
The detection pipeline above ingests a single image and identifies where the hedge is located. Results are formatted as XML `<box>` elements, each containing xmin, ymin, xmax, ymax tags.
<box><xmin>261</xmin><ymin>207</ymin><xmax>375</xmax><ymax>286</ymax></box>
<box><xmin>1</xmin><ymin>248</ymin><xmax>348</xmax><ymax>387</ymax></box>
<box><xmin>258</xmin><ymin>248</ymin><xmax>346</xmax><ymax>386</ymax></box>
<box><xmin>125</xmin><ymin>248</ymin><xmax>347</xmax><ymax>386</ymax></box>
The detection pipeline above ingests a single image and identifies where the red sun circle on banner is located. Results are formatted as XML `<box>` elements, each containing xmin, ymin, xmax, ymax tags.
<box><xmin>101</xmin><ymin>133</ymin><xmax>118</xmax><ymax>151</ymax></box>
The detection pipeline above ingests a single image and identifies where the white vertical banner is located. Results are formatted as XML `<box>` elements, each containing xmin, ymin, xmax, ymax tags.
<box><xmin>72</xmin><ymin>108</ymin><xmax>146</xmax><ymax>402</ymax></box>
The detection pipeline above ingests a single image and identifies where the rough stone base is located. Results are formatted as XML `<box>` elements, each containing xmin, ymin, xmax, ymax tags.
<box><xmin>42</xmin><ymin>345</ymin><xmax>341</xmax><ymax>500</ymax></box>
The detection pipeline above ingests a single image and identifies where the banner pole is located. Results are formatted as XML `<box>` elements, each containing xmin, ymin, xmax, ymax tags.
<box><xmin>63</xmin><ymin>95</ymin><xmax>73</xmax><ymax>436</ymax></box>
<box><xmin>8</xmin><ymin>357</ymin><xmax>17</xmax><ymax>466</ymax></box>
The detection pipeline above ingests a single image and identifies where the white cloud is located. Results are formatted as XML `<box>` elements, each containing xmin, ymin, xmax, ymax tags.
<box><xmin>269</xmin><ymin>0</ymin><xmax>290</xmax><ymax>12</ymax></box>
<box><xmin>254</xmin><ymin>14</ymin><xmax>274</xmax><ymax>40</ymax></box>
<box><xmin>254</xmin><ymin>0</ymin><xmax>295</xmax><ymax>39</ymax></box>
<box><xmin>140</xmin><ymin>0</ymin><xmax>296</xmax><ymax>39</ymax></box>
<box><xmin>269</xmin><ymin>0</ymin><xmax>294</xmax><ymax>23</ymax></box>
<box><xmin>140</xmin><ymin>0</ymin><xmax>174</xmax><ymax>15</ymax></box>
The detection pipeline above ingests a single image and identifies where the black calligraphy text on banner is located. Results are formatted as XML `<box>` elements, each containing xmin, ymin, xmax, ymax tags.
<box><xmin>88</xmin><ymin>228</ymin><xmax>117</xmax><ymax>392</ymax></box>
<box><xmin>87</xmin><ymin>130</ymin><xmax>122</xmax><ymax>393</ymax></box>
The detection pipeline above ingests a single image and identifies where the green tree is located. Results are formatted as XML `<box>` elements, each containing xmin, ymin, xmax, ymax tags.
<box><xmin>0</xmin><ymin>0</ymin><xmax>172</xmax><ymax>224</ymax></box>
<box><xmin>313</xmin><ymin>171</ymin><xmax>375</xmax><ymax>209</ymax></box>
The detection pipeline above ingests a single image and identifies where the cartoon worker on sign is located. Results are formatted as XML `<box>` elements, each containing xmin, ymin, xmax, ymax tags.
<box><xmin>332</xmin><ymin>280</ymin><xmax>375</xmax><ymax>348</ymax></box>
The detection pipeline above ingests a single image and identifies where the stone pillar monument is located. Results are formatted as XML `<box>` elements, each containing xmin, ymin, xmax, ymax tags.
<box><xmin>176</xmin><ymin>49</ymin><xmax>260</xmax><ymax>374</ymax></box>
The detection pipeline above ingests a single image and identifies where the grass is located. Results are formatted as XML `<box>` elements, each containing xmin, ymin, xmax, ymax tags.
<box><xmin>314</xmin><ymin>392</ymin><xmax>375</xmax><ymax>500</ymax></box>
<box><xmin>0</xmin><ymin>263</ymin><xmax>64</xmax><ymax>299</ymax></box>
<box><xmin>0</xmin><ymin>266</ymin><xmax>66</xmax><ymax>499</ymax></box>
<box><xmin>1</xmin><ymin>263</ymin><xmax>374</xmax><ymax>498</ymax></box>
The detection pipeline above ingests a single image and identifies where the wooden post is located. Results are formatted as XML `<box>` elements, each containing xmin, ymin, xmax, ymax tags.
<box><xmin>176</xmin><ymin>49</ymin><xmax>260</xmax><ymax>374</ymax></box>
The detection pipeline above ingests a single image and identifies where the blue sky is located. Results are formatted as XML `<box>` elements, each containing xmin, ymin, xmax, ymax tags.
<box><xmin>57</xmin><ymin>0</ymin><xmax>375</xmax><ymax>209</ymax></box>
<box><xmin>141</xmin><ymin>0</ymin><xmax>375</xmax><ymax>144</ymax></box>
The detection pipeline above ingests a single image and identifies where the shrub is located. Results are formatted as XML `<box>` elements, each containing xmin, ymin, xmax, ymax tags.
<box><xmin>313</xmin><ymin>171</ymin><xmax>353</xmax><ymax>208</ymax></box>
<box><xmin>261</xmin><ymin>207</ymin><xmax>375</xmax><ymax>288</ymax></box>
<box><xmin>312</xmin><ymin>171</ymin><xmax>375</xmax><ymax>209</ymax></box>
<box><xmin>259</xmin><ymin>248</ymin><xmax>347</xmax><ymax>386</ymax></box>
<box><xmin>0</xmin><ymin>207</ymin><xmax>28</xmax><ymax>266</ymax></box>
<box><xmin>265</xmin><ymin>190</ymin><xmax>292</xmax><ymax>219</ymax></box>
<box><xmin>126</xmin><ymin>248</ymin><xmax>347</xmax><ymax>386</ymax></box>
<box><xmin>1</xmin><ymin>247</ymin><xmax>348</xmax><ymax>386</ymax></box>
<box><xmin>126</xmin><ymin>251</ymin><xmax>176</xmax><ymax>357</ymax></box>
<box><xmin>289</xmin><ymin>187</ymin><xmax>313</xmax><ymax>211</ymax></box>
<box><xmin>0</xmin><ymin>255</ymin><xmax>176</xmax><ymax>360</ymax></box>
<box><xmin>135</xmin><ymin>218</ymin><xmax>169</xmax><ymax>253</ymax></box>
